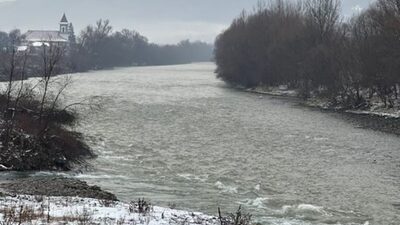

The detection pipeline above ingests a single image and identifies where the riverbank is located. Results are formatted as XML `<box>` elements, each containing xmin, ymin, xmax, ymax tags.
<box><xmin>0</xmin><ymin>195</ymin><xmax>218</xmax><ymax>225</ymax></box>
<box><xmin>247</xmin><ymin>86</ymin><xmax>400</xmax><ymax>136</ymax></box>
<box><xmin>0</xmin><ymin>177</ymin><xmax>219</xmax><ymax>225</ymax></box>
<box><xmin>0</xmin><ymin>89</ymin><xmax>95</xmax><ymax>172</ymax></box>
<box><xmin>0</xmin><ymin>176</ymin><xmax>117</xmax><ymax>201</ymax></box>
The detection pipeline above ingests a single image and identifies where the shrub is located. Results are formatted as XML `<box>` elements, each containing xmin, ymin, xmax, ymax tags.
<box><xmin>218</xmin><ymin>206</ymin><xmax>252</xmax><ymax>225</ymax></box>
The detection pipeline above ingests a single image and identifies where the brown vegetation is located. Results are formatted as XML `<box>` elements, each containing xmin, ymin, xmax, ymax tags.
<box><xmin>218</xmin><ymin>206</ymin><xmax>253</xmax><ymax>225</ymax></box>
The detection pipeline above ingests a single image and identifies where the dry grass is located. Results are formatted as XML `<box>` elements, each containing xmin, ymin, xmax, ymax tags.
<box><xmin>218</xmin><ymin>206</ymin><xmax>253</xmax><ymax>225</ymax></box>
<box><xmin>129</xmin><ymin>198</ymin><xmax>152</xmax><ymax>215</ymax></box>
<box><xmin>0</xmin><ymin>195</ymin><xmax>235</xmax><ymax>225</ymax></box>
<box><xmin>0</xmin><ymin>201</ymin><xmax>96</xmax><ymax>224</ymax></box>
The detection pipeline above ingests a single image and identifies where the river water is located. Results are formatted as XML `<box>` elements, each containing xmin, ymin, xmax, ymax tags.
<box><xmin>61</xmin><ymin>63</ymin><xmax>399</xmax><ymax>225</ymax></box>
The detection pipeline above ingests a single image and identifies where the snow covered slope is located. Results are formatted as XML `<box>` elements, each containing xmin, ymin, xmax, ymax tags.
<box><xmin>0</xmin><ymin>195</ymin><xmax>219</xmax><ymax>225</ymax></box>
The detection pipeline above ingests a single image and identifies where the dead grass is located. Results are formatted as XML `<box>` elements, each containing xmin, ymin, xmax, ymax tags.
<box><xmin>218</xmin><ymin>206</ymin><xmax>253</xmax><ymax>225</ymax></box>
<box><xmin>129</xmin><ymin>198</ymin><xmax>152</xmax><ymax>215</ymax></box>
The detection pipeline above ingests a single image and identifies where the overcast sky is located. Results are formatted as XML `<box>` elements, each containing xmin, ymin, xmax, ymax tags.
<box><xmin>0</xmin><ymin>0</ymin><xmax>376</xmax><ymax>44</ymax></box>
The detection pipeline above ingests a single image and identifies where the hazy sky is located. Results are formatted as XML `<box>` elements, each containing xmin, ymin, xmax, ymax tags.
<box><xmin>0</xmin><ymin>0</ymin><xmax>376</xmax><ymax>44</ymax></box>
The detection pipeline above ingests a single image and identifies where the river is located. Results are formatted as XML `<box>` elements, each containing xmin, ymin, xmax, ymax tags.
<box><xmin>61</xmin><ymin>63</ymin><xmax>399</xmax><ymax>225</ymax></box>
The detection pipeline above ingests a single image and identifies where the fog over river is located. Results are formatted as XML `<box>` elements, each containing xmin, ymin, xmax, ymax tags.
<box><xmin>60</xmin><ymin>63</ymin><xmax>399</xmax><ymax>225</ymax></box>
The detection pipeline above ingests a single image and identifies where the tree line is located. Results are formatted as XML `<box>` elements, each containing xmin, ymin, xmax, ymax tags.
<box><xmin>69</xmin><ymin>19</ymin><xmax>213</xmax><ymax>71</ymax></box>
<box><xmin>0</xmin><ymin>19</ymin><xmax>213</xmax><ymax>76</ymax></box>
<box><xmin>215</xmin><ymin>0</ymin><xmax>400</xmax><ymax>109</ymax></box>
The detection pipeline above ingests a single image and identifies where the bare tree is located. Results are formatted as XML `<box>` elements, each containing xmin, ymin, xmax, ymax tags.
<box><xmin>305</xmin><ymin>0</ymin><xmax>341</xmax><ymax>42</ymax></box>
<box><xmin>38</xmin><ymin>41</ymin><xmax>66</xmax><ymax>122</ymax></box>
<box><xmin>0</xmin><ymin>30</ymin><xmax>26</xmax><ymax>148</ymax></box>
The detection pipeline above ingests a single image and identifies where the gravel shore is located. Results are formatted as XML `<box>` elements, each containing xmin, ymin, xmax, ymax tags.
<box><xmin>0</xmin><ymin>176</ymin><xmax>117</xmax><ymax>201</ymax></box>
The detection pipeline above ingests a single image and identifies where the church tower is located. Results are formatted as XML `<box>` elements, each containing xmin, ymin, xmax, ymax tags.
<box><xmin>60</xmin><ymin>13</ymin><xmax>69</xmax><ymax>34</ymax></box>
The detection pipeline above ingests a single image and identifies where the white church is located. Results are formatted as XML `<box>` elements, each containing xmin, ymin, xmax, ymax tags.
<box><xmin>19</xmin><ymin>14</ymin><xmax>74</xmax><ymax>50</ymax></box>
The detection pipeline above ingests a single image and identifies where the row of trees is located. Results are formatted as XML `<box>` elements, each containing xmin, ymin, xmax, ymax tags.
<box><xmin>0</xmin><ymin>19</ymin><xmax>213</xmax><ymax>75</ymax></box>
<box><xmin>69</xmin><ymin>19</ymin><xmax>213</xmax><ymax>71</ymax></box>
<box><xmin>215</xmin><ymin>0</ymin><xmax>400</xmax><ymax>108</ymax></box>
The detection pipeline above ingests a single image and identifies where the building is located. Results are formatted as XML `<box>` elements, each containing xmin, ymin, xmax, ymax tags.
<box><xmin>22</xmin><ymin>13</ymin><xmax>74</xmax><ymax>49</ymax></box>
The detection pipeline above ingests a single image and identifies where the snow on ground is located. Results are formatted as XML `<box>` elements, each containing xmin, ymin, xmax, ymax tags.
<box><xmin>345</xmin><ymin>101</ymin><xmax>400</xmax><ymax>118</ymax></box>
<box><xmin>0</xmin><ymin>195</ymin><xmax>219</xmax><ymax>225</ymax></box>
<box><xmin>345</xmin><ymin>109</ymin><xmax>400</xmax><ymax>118</ymax></box>
<box><xmin>248</xmin><ymin>86</ymin><xmax>400</xmax><ymax>119</ymax></box>
<box><xmin>247</xmin><ymin>86</ymin><xmax>298</xmax><ymax>97</ymax></box>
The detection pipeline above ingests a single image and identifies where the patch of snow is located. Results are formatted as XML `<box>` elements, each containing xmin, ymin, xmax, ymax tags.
<box><xmin>0</xmin><ymin>164</ymin><xmax>11</xmax><ymax>170</ymax></box>
<box><xmin>247</xmin><ymin>86</ymin><xmax>299</xmax><ymax>98</ymax></box>
<box><xmin>0</xmin><ymin>195</ymin><xmax>219</xmax><ymax>225</ymax></box>
<box><xmin>247</xmin><ymin>86</ymin><xmax>400</xmax><ymax>118</ymax></box>
<box><xmin>346</xmin><ymin>110</ymin><xmax>400</xmax><ymax>119</ymax></box>
<box><xmin>17</xmin><ymin>46</ymin><xmax>28</xmax><ymax>52</ymax></box>
<box><xmin>32</xmin><ymin>42</ymin><xmax>50</xmax><ymax>47</ymax></box>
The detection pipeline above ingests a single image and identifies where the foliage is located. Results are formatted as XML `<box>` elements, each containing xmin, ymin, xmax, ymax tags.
<box><xmin>214</xmin><ymin>0</ymin><xmax>400</xmax><ymax>109</ymax></box>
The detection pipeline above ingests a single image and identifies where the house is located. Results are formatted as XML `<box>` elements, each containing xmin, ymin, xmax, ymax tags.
<box><xmin>21</xmin><ymin>13</ymin><xmax>74</xmax><ymax>50</ymax></box>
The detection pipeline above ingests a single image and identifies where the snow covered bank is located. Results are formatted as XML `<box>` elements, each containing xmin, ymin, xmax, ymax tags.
<box><xmin>247</xmin><ymin>86</ymin><xmax>400</xmax><ymax>119</ymax></box>
<box><xmin>0</xmin><ymin>195</ymin><xmax>219</xmax><ymax>225</ymax></box>
<box><xmin>247</xmin><ymin>86</ymin><xmax>298</xmax><ymax>98</ymax></box>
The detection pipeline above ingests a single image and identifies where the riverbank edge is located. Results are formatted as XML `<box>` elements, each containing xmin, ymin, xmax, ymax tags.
<box><xmin>244</xmin><ymin>86</ymin><xmax>400</xmax><ymax>136</ymax></box>
<box><xmin>0</xmin><ymin>176</ymin><xmax>117</xmax><ymax>201</ymax></box>
<box><xmin>0</xmin><ymin>194</ymin><xmax>219</xmax><ymax>225</ymax></box>
<box><xmin>0</xmin><ymin>176</ymin><xmax>222</xmax><ymax>225</ymax></box>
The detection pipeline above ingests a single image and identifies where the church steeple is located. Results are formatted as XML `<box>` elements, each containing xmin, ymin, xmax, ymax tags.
<box><xmin>60</xmin><ymin>13</ymin><xmax>68</xmax><ymax>23</ymax></box>
<box><xmin>60</xmin><ymin>13</ymin><xmax>69</xmax><ymax>34</ymax></box>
